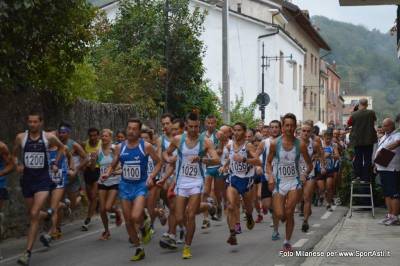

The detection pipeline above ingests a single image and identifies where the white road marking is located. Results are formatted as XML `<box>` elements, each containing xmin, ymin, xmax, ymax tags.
<box><xmin>312</xmin><ymin>223</ymin><xmax>320</xmax><ymax>228</ymax></box>
<box><xmin>292</xmin><ymin>238</ymin><xmax>308</xmax><ymax>248</ymax></box>
<box><xmin>321</xmin><ymin>211</ymin><xmax>332</xmax><ymax>220</ymax></box>
<box><xmin>306</xmin><ymin>231</ymin><xmax>315</xmax><ymax>235</ymax></box>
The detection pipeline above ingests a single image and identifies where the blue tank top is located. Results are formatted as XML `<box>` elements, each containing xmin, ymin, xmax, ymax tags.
<box><xmin>324</xmin><ymin>145</ymin><xmax>335</xmax><ymax>172</ymax></box>
<box><xmin>0</xmin><ymin>157</ymin><xmax>6</xmax><ymax>188</ymax></box>
<box><xmin>22</xmin><ymin>131</ymin><xmax>50</xmax><ymax>179</ymax></box>
<box><xmin>48</xmin><ymin>149</ymin><xmax>68</xmax><ymax>185</ymax></box>
<box><xmin>119</xmin><ymin>139</ymin><xmax>148</xmax><ymax>183</ymax></box>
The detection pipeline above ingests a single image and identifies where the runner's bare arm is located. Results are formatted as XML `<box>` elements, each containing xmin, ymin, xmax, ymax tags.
<box><xmin>201</xmin><ymin>138</ymin><xmax>219</xmax><ymax>166</ymax></box>
<box><xmin>0</xmin><ymin>142</ymin><xmax>14</xmax><ymax>176</ymax></box>
<box><xmin>162</xmin><ymin>136</ymin><xmax>179</xmax><ymax>163</ymax></box>
<box><xmin>145</xmin><ymin>142</ymin><xmax>162</xmax><ymax>180</ymax></box>
<box><xmin>104</xmin><ymin>144</ymin><xmax>121</xmax><ymax>178</ymax></box>
<box><xmin>266</xmin><ymin>140</ymin><xmax>277</xmax><ymax>189</ymax></box>
<box><xmin>300</xmin><ymin>142</ymin><xmax>312</xmax><ymax>179</ymax></box>
<box><xmin>246</xmin><ymin>143</ymin><xmax>261</xmax><ymax>166</ymax></box>
<box><xmin>47</xmin><ymin>133</ymin><xmax>66</xmax><ymax>170</ymax></box>
<box><xmin>73</xmin><ymin>142</ymin><xmax>88</xmax><ymax>172</ymax></box>
<box><xmin>65</xmin><ymin>146</ymin><xmax>75</xmax><ymax>177</ymax></box>
<box><xmin>254</xmin><ymin>140</ymin><xmax>265</xmax><ymax>158</ymax></box>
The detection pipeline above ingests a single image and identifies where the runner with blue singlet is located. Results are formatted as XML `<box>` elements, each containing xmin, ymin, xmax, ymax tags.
<box><xmin>101</xmin><ymin>118</ymin><xmax>161</xmax><ymax>262</ymax></box>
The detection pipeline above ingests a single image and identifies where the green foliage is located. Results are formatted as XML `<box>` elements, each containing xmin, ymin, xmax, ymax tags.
<box><xmin>313</xmin><ymin>16</ymin><xmax>400</xmax><ymax>122</ymax></box>
<box><xmin>230</xmin><ymin>90</ymin><xmax>260</xmax><ymax>129</ymax></box>
<box><xmin>90</xmin><ymin>0</ymin><xmax>215</xmax><ymax>118</ymax></box>
<box><xmin>0</xmin><ymin>0</ymin><xmax>96</xmax><ymax>102</ymax></box>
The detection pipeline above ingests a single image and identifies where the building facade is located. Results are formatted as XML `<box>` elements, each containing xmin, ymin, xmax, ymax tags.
<box><xmin>326</xmin><ymin>63</ymin><xmax>343</xmax><ymax>127</ymax></box>
<box><xmin>91</xmin><ymin>0</ymin><xmax>306</xmax><ymax>122</ymax></box>
<box><xmin>342</xmin><ymin>95</ymin><xmax>373</xmax><ymax>125</ymax></box>
<box><xmin>320</xmin><ymin>59</ymin><xmax>328</xmax><ymax>124</ymax></box>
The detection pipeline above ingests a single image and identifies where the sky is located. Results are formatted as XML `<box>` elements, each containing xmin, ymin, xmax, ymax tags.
<box><xmin>293</xmin><ymin>0</ymin><xmax>397</xmax><ymax>33</ymax></box>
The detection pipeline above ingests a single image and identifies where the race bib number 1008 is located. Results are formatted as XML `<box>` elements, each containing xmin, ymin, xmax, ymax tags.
<box><xmin>277</xmin><ymin>163</ymin><xmax>297</xmax><ymax>179</ymax></box>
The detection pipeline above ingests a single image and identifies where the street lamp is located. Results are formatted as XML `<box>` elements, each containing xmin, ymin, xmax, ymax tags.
<box><xmin>257</xmin><ymin>42</ymin><xmax>296</xmax><ymax>122</ymax></box>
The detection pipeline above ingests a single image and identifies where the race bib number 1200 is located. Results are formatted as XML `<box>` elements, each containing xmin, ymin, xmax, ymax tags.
<box><xmin>24</xmin><ymin>152</ymin><xmax>45</xmax><ymax>169</ymax></box>
<box><xmin>123</xmin><ymin>164</ymin><xmax>141</xmax><ymax>181</ymax></box>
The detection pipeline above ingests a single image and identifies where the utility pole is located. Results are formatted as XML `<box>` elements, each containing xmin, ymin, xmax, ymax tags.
<box><xmin>164</xmin><ymin>0</ymin><xmax>170</xmax><ymax>112</ymax></box>
<box><xmin>222</xmin><ymin>0</ymin><xmax>230</xmax><ymax>124</ymax></box>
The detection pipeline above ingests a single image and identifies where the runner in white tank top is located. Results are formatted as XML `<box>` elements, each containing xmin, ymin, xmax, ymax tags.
<box><xmin>266</xmin><ymin>113</ymin><xmax>312</xmax><ymax>253</ymax></box>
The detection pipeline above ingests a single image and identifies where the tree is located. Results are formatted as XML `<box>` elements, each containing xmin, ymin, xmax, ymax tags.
<box><xmin>230</xmin><ymin>90</ymin><xmax>260</xmax><ymax>129</ymax></box>
<box><xmin>0</xmin><ymin>0</ymin><xmax>96</xmax><ymax>102</ymax></box>
<box><xmin>90</xmin><ymin>0</ymin><xmax>215</xmax><ymax>118</ymax></box>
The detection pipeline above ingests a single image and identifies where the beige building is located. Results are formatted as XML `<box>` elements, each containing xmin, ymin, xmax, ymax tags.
<box><xmin>281</xmin><ymin>1</ymin><xmax>331</xmax><ymax>122</ymax></box>
<box><xmin>227</xmin><ymin>0</ymin><xmax>331</xmax><ymax>122</ymax></box>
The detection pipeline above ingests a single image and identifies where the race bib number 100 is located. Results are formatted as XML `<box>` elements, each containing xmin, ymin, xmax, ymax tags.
<box><xmin>123</xmin><ymin>164</ymin><xmax>141</xmax><ymax>181</ymax></box>
<box><xmin>24</xmin><ymin>152</ymin><xmax>45</xmax><ymax>169</ymax></box>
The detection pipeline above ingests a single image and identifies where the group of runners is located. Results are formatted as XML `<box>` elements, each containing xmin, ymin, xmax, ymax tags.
<box><xmin>0</xmin><ymin>110</ymin><xmax>348</xmax><ymax>265</ymax></box>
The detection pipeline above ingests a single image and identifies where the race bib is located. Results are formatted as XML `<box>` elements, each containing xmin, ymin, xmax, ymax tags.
<box><xmin>181</xmin><ymin>162</ymin><xmax>199</xmax><ymax>178</ymax></box>
<box><xmin>51</xmin><ymin>169</ymin><xmax>63</xmax><ymax>185</ymax></box>
<box><xmin>277</xmin><ymin>163</ymin><xmax>297</xmax><ymax>179</ymax></box>
<box><xmin>148</xmin><ymin>160</ymin><xmax>154</xmax><ymax>175</ymax></box>
<box><xmin>100</xmin><ymin>166</ymin><xmax>109</xmax><ymax>175</ymax></box>
<box><xmin>24</xmin><ymin>152</ymin><xmax>45</xmax><ymax>169</ymax></box>
<box><xmin>123</xmin><ymin>164</ymin><xmax>141</xmax><ymax>181</ymax></box>
<box><xmin>231</xmin><ymin>161</ymin><xmax>247</xmax><ymax>175</ymax></box>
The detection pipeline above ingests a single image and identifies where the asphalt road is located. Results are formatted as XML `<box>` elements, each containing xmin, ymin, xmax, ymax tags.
<box><xmin>0</xmin><ymin>205</ymin><xmax>347</xmax><ymax>266</ymax></box>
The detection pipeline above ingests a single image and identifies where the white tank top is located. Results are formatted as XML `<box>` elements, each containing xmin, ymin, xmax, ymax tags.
<box><xmin>299</xmin><ymin>138</ymin><xmax>315</xmax><ymax>176</ymax></box>
<box><xmin>176</xmin><ymin>138</ymin><xmax>204</xmax><ymax>188</ymax></box>
<box><xmin>228</xmin><ymin>142</ymin><xmax>254</xmax><ymax>178</ymax></box>
<box><xmin>275</xmin><ymin>141</ymin><xmax>300</xmax><ymax>182</ymax></box>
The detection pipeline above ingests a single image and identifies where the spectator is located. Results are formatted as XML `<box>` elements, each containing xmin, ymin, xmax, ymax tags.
<box><xmin>396</xmin><ymin>113</ymin><xmax>400</xmax><ymax>133</ymax></box>
<box><xmin>375</xmin><ymin>118</ymin><xmax>400</xmax><ymax>225</ymax></box>
<box><xmin>377</xmin><ymin>125</ymin><xmax>384</xmax><ymax>141</ymax></box>
<box><xmin>348</xmin><ymin>98</ymin><xmax>377</xmax><ymax>182</ymax></box>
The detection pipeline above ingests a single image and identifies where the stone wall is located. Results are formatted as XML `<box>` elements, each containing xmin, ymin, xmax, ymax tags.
<box><xmin>0</xmin><ymin>91</ymin><xmax>160</xmax><ymax>238</ymax></box>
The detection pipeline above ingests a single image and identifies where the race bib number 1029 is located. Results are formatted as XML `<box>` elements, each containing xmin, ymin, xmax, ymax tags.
<box><xmin>24</xmin><ymin>152</ymin><xmax>45</xmax><ymax>169</ymax></box>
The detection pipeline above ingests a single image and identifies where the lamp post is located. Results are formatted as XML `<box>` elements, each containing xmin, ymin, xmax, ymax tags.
<box><xmin>257</xmin><ymin>42</ymin><xmax>295</xmax><ymax>122</ymax></box>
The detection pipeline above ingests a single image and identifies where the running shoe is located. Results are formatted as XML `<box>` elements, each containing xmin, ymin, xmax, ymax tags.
<box><xmin>81</xmin><ymin>217</ymin><xmax>91</xmax><ymax>231</ymax></box>
<box><xmin>255</xmin><ymin>214</ymin><xmax>263</xmax><ymax>223</ymax></box>
<box><xmin>326</xmin><ymin>205</ymin><xmax>333</xmax><ymax>212</ymax></box>
<box><xmin>158</xmin><ymin>208</ymin><xmax>167</xmax><ymax>226</ymax></box>
<box><xmin>201</xmin><ymin>219</ymin><xmax>210</xmax><ymax>229</ymax></box>
<box><xmin>17</xmin><ymin>251</ymin><xmax>31</xmax><ymax>266</ymax></box>
<box><xmin>384</xmin><ymin>216</ymin><xmax>400</xmax><ymax>226</ymax></box>
<box><xmin>182</xmin><ymin>246</ymin><xmax>192</xmax><ymax>259</ymax></box>
<box><xmin>378</xmin><ymin>214</ymin><xmax>390</xmax><ymax>225</ymax></box>
<box><xmin>282</xmin><ymin>243</ymin><xmax>293</xmax><ymax>252</ymax></box>
<box><xmin>207</xmin><ymin>197</ymin><xmax>217</xmax><ymax>217</ymax></box>
<box><xmin>177</xmin><ymin>228</ymin><xmax>185</xmax><ymax>244</ymax></box>
<box><xmin>131</xmin><ymin>248</ymin><xmax>145</xmax><ymax>261</ymax></box>
<box><xmin>272</xmin><ymin>231</ymin><xmax>280</xmax><ymax>241</ymax></box>
<box><xmin>246</xmin><ymin>214</ymin><xmax>255</xmax><ymax>230</ymax></box>
<box><xmin>235</xmin><ymin>223</ymin><xmax>242</xmax><ymax>234</ymax></box>
<box><xmin>301</xmin><ymin>221</ymin><xmax>309</xmax><ymax>233</ymax></box>
<box><xmin>141</xmin><ymin>222</ymin><xmax>152</xmax><ymax>245</ymax></box>
<box><xmin>99</xmin><ymin>231</ymin><xmax>111</xmax><ymax>240</ymax></box>
<box><xmin>227</xmin><ymin>234</ymin><xmax>238</xmax><ymax>245</ymax></box>
<box><xmin>39</xmin><ymin>234</ymin><xmax>51</xmax><ymax>247</ymax></box>
<box><xmin>159</xmin><ymin>234</ymin><xmax>178</xmax><ymax>249</ymax></box>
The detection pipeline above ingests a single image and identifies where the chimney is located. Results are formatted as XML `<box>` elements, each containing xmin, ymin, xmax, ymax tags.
<box><xmin>237</xmin><ymin>3</ymin><xmax>242</xmax><ymax>13</ymax></box>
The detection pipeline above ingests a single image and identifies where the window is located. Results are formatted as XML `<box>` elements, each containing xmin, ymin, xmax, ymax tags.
<box><xmin>279</xmin><ymin>51</ymin><xmax>284</xmax><ymax>84</ymax></box>
<box><xmin>314</xmin><ymin>93</ymin><xmax>317</xmax><ymax>110</ymax></box>
<box><xmin>293</xmin><ymin>62</ymin><xmax>297</xmax><ymax>90</ymax></box>
<box><xmin>311</xmin><ymin>54</ymin><xmax>314</xmax><ymax>73</ymax></box>
<box><xmin>303</xmin><ymin>87</ymin><xmax>307</xmax><ymax>106</ymax></box>
<box><xmin>315</xmin><ymin>57</ymin><xmax>318</xmax><ymax>75</ymax></box>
